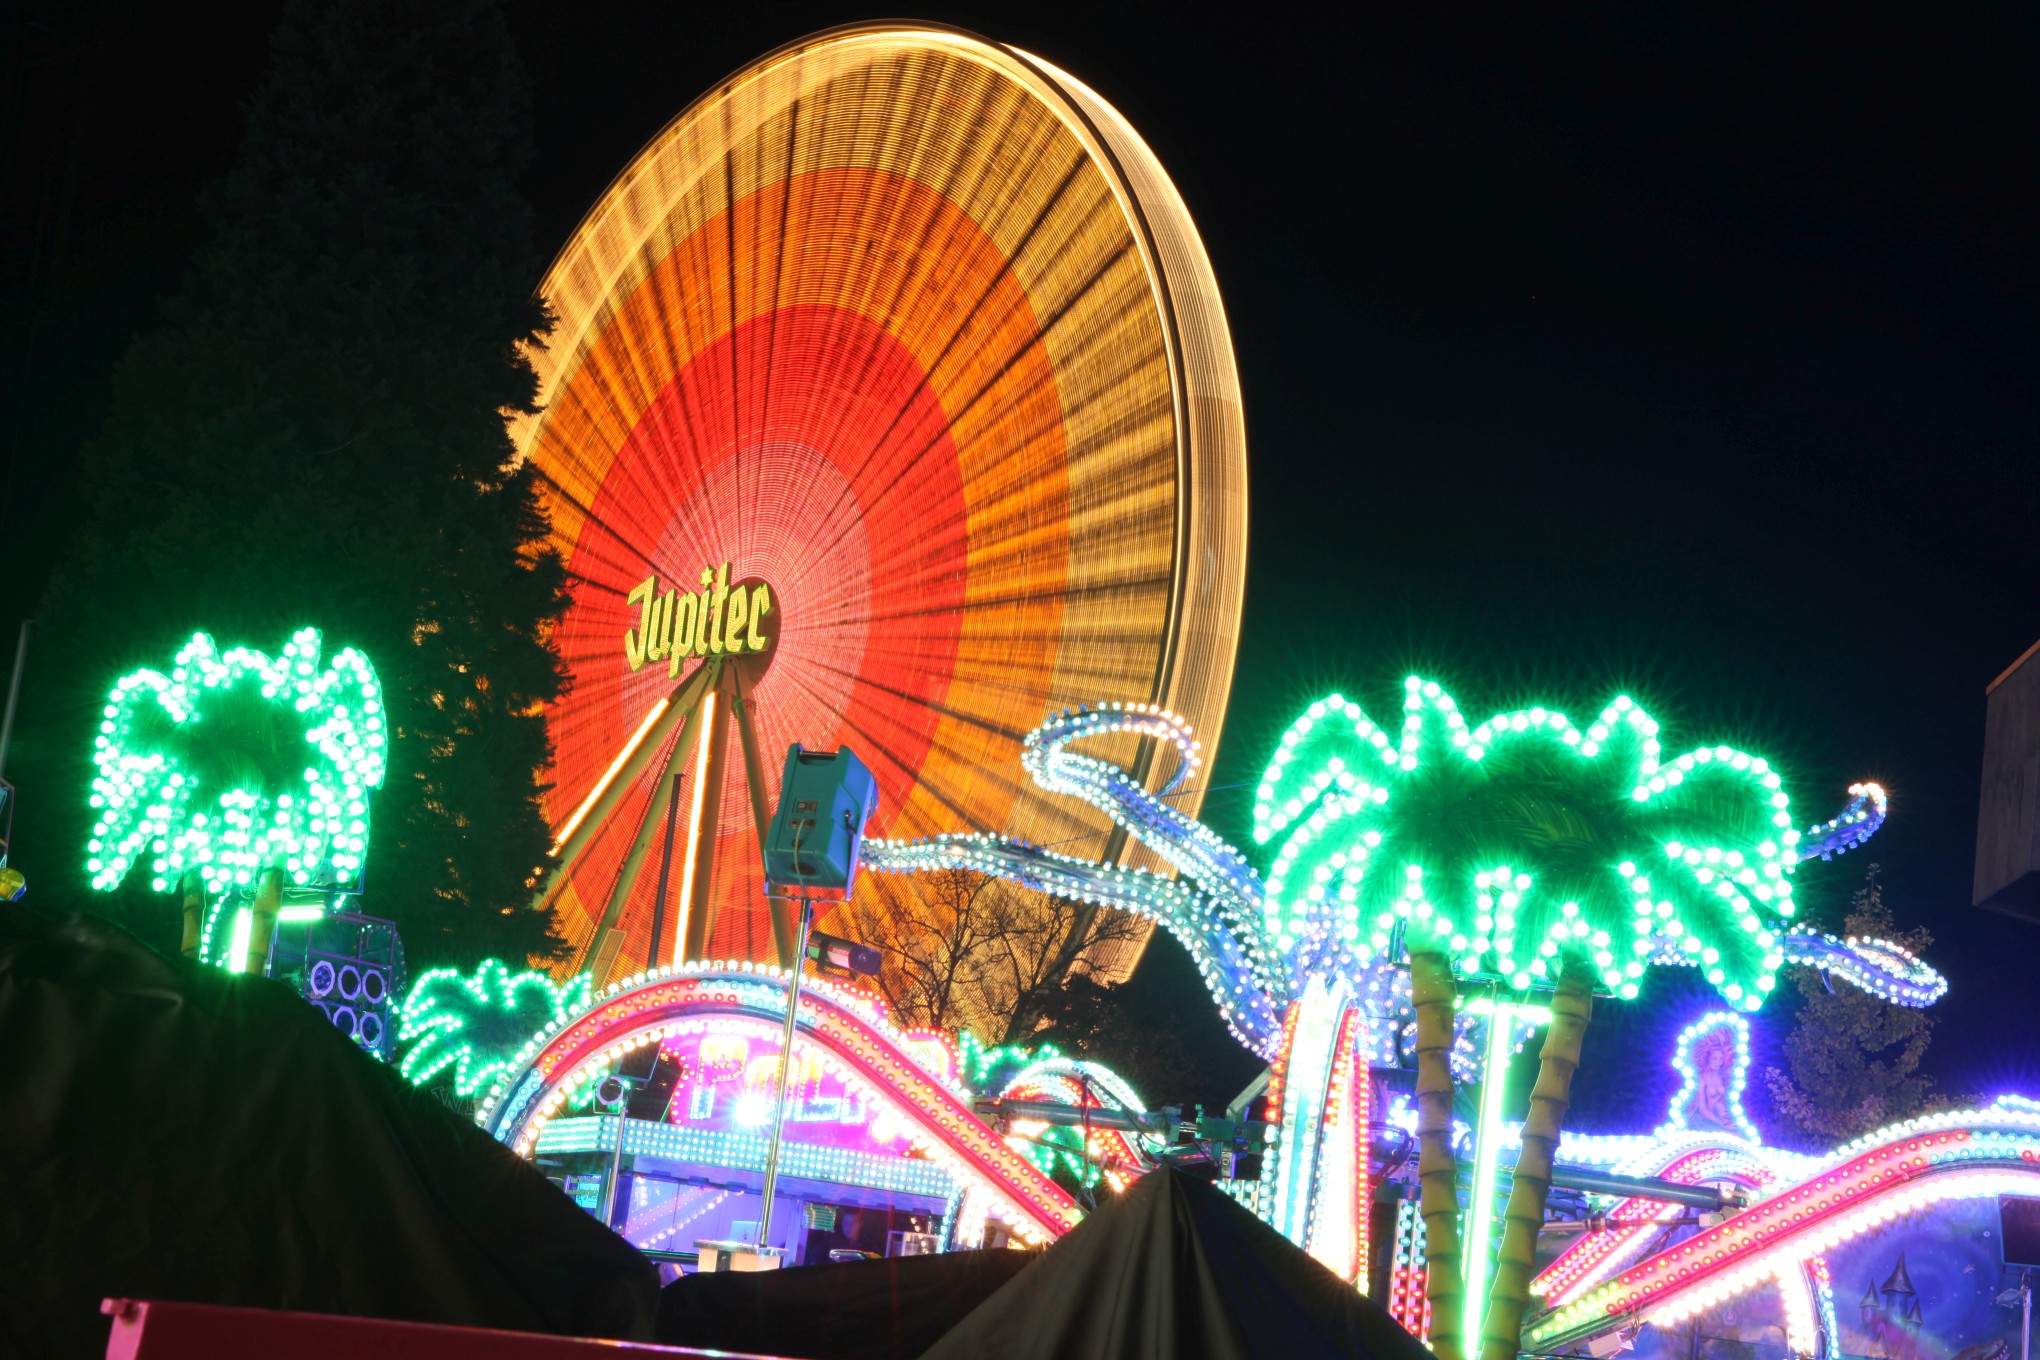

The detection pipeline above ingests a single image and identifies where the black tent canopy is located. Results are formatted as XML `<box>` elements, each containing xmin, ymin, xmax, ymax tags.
<box><xmin>920</xmin><ymin>1167</ymin><xmax>1430</xmax><ymax>1360</ymax></box>
<box><xmin>0</xmin><ymin>905</ymin><xmax>658</xmax><ymax>1358</ymax></box>
<box><xmin>6</xmin><ymin>902</ymin><xmax>1431</xmax><ymax>1360</ymax></box>
<box><xmin>653</xmin><ymin>1164</ymin><xmax>1433</xmax><ymax>1360</ymax></box>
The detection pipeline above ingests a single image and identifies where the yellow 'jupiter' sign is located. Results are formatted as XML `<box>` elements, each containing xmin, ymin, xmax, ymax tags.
<box><xmin>623</xmin><ymin>565</ymin><xmax>774</xmax><ymax>676</ymax></box>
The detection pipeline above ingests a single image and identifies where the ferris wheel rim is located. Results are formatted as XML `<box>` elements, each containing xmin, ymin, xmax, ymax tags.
<box><xmin>516</xmin><ymin>23</ymin><xmax>1249</xmax><ymax>973</ymax></box>
<box><xmin>516</xmin><ymin>22</ymin><xmax>1227</xmax><ymax>719</ymax></box>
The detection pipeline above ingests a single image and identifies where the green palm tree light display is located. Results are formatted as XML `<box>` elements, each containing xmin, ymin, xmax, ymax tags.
<box><xmin>1256</xmin><ymin>681</ymin><xmax>1804</xmax><ymax>1007</ymax></box>
<box><xmin>397</xmin><ymin>959</ymin><xmax>593</xmax><ymax>1098</ymax></box>
<box><xmin>87</xmin><ymin>628</ymin><xmax>387</xmax><ymax>967</ymax></box>
<box><xmin>867</xmin><ymin>676</ymin><xmax>1924</xmax><ymax>1360</ymax></box>
<box><xmin>1252</xmin><ymin>678</ymin><xmax>1887</xmax><ymax>1360</ymax></box>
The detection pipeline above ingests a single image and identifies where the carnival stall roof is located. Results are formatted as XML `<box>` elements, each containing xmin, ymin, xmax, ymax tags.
<box><xmin>921</xmin><ymin>1167</ymin><xmax>1431</xmax><ymax>1360</ymax></box>
<box><xmin>0</xmin><ymin>904</ymin><xmax>656</xmax><ymax>1358</ymax></box>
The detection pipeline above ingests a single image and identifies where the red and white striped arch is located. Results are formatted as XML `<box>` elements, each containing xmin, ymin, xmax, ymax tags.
<box><xmin>477</xmin><ymin>963</ymin><xmax>1081</xmax><ymax>1242</ymax></box>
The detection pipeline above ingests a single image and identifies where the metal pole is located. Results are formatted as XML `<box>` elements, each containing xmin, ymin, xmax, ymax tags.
<box><xmin>2023</xmin><ymin>1270</ymin><xmax>2031</xmax><ymax>1360</ymax></box>
<box><xmin>728</xmin><ymin>669</ymin><xmax>794</xmax><ymax>965</ymax></box>
<box><xmin>1462</xmin><ymin>991</ymin><xmax>1519</xmax><ymax>1348</ymax></box>
<box><xmin>756</xmin><ymin>896</ymin><xmax>813</xmax><ymax>1257</ymax></box>
<box><xmin>0</xmin><ymin>619</ymin><xmax>30</xmax><ymax>780</ymax></box>
<box><xmin>601</xmin><ymin>1086</ymin><xmax>631</xmax><ymax>1230</ymax></box>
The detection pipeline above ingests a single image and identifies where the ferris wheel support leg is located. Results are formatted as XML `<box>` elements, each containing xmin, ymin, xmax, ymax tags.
<box><xmin>540</xmin><ymin>660</ymin><xmax>715</xmax><ymax>970</ymax></box>
<box><xmin>727</xmin><ymin>666</ymin><xmax>792</xmax><ymax>967</ymax></box>
<box><xmin>677</xmin><ymin>666</ymin><xmax>734</xmax><ymax>964</ymax></box>
<box><xmin>592</xmin><ymin>735</ymin><xmax>697</xmax><ymax>985</ymax></box>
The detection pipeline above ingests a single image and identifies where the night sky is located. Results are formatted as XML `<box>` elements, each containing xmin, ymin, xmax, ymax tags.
<box><xmin>4</xmin><ymin>3</ymin><xmax>2033</xmax><ymax>1130</ymax></box>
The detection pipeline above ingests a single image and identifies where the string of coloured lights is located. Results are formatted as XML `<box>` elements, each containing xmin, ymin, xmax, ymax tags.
<box><xmin>474</xmin><ymin>961</ymin><xmax>1081</xmax><ymax>1244</ymax></box>
<box><xmin>1388</xmin><ymin>1200</ymin><xmax>1434</xmax><ymax>1341</ymax></box>
<box><xmin>989</xmin><ymin>1052</ymin><xmax>1158</xmax><ymax>1190</ymax></box>
<box><xmin>863</xmin><ymin>683</ymin><xmax>1945</xmax><ymax>1284</ymax></box>
<box><xmin>1525</xmin><ymin>1103</ymin><xmax>2040</xmax><ymax>1352</ymax></box>
<box><xmin>868</xmin><ymin>687</ymin><xmax>1941</xmax><ymax>1069</ymax></box>
<box><xmin>87</xmin><ymin>628</ymin><xmax>386</xmax><ymax>900</ymax></box>
<box><xmin>396</xmin><ymin>960</ymin><xmax>592</xmax><ymax>1097</ymax></box>
<box><xmin>863</xmin><ymin>702</ymin><xmax>1285</xmax><ymax>1055</ymax></box>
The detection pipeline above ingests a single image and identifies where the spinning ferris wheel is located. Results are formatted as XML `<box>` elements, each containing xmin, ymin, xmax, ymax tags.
<box><xmin>517</xmin><ymin>23</ymin><xmax>1247</xmax><ymax>981</ymax></box>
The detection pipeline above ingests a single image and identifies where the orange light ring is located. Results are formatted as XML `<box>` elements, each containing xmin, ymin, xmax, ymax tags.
<box><xmin>517</xmin><ymin>24</ymin><xmax>1247</xmax><ymax>975</ymax></box>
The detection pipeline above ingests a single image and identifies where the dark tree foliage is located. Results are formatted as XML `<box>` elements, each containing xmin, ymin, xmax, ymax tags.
<box><xmin>1763</xmin><ymin>865</ymin><xmax>1942</xmax><ymax>1141</ymax></box>
<box><xmin>1032</xmin><ymin>931</ymin><xmax>1267</xmax><ymax>1115</ymax></box>
<box><xmin>17</xmin><ymin>0</ymin><xmax>568</xmax><ymax>968</ymax></box>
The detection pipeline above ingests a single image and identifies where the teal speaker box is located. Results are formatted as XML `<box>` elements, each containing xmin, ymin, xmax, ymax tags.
<box><xmin>762</xmin><ymin>745</ymin><xmax>878</xmax><ymax>896</ymax></box>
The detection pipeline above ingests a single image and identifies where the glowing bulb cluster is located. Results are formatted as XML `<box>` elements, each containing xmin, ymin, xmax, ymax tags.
<box><xmin>1527</xmin><ymin>1103</ymin><xmax>2040</xmax><ymax>1351</ymax></box>
<box><xmin>869</xmin><ymin>687</ymin><xmax>1936</xmax><ymax>1070</ymax></box>
<box><xmin>990</xmin><ymin>1051</ymin><xmax>1156</xmax><ymax>1188</ymax></box>
<box><xmin>1777</xmin><ymin>928</ymin><xmax>1946</xmax><ymax>1006</ymax></box>
<box><xmin>87</xmin><ymin>629</ymin><xmax>386</xmax><ymax>898</ymax></box>
<box><xmin>474</xmin><ymin>960</ymin><xmax>1080</xmax><ymax>1243</ymax></box>
<box><xmin>865</xmin><ymin>700</ymin><xmax>1285</xmax><ymax>1055</ymax></box>
<box><xmin>397</xmin><ymin>959</ymin><xmax>592</xmax><ymax>1096</ymax></box>
<box><xmin>1254</xmin><ymin>679</ymin><xmax>1829</xmax><ymax>1009</ymax></box>
<box><xmin>1656</xmin><ymin>1010</ymin><xmax>1761</xmax><ymax>1144</ymax></box>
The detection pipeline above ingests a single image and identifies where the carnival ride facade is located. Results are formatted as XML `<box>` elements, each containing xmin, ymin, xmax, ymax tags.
<box><xmin>459</xmin><ymin>675</ymin><xmax>1981</xmax><ymax>1316</ymax></box>
<box><xmin>457</xmin><ymin>20</ymin><xmax>1987</xmax><ymax>1319</ymax></box>
<box><xmin>1382</xmin><ymin>1011</ymin><xmax>2040</xmax><ymax>1360</ymax></box>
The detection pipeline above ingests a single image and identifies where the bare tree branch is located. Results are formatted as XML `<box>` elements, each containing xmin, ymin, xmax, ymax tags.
<box><xmin>850</xmin><ymin>871</ymin><xmax>1147</xmax><ymax>1042</ymax></box>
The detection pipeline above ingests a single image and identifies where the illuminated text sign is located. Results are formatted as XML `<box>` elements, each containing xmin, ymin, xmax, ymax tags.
<box><xmin>624</xmin><ymin>565</ymin><xmax>774</xmax><ymax>675</ymax></box>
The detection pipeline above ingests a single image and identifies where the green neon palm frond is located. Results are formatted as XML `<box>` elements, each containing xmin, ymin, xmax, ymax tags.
<box><xmin>1254</xmin><ymin>678</ymin><xmax>1803</xmax><ymax>1008</ymax></box>
<box><xmin>86</xmin><ymin>628</ymin><xmax>388</xmax><ymax>897</ymax></box>
<box><xmin>397</xmin><ymin>960</ymin><xmax>592</xmax><ymax>1096</ymax></box>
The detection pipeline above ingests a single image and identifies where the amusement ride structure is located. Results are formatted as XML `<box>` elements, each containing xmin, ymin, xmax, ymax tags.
<box><xmin>70</xmin><ymin>20</ymin><xmax>2040</xmax><ymax>1360</ymax></box>
<box><xmin>515</xmin><ymin>21</ymin><xmax>1247</xmax><ymax>985</ymax></box>
<box><xmin>465</xmin><ymin>23</ymin><xmax>1989</xmax><ymax>1353</ymax></box>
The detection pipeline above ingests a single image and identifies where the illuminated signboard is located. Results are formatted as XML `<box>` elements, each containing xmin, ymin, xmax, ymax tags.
<box><xmin>623</xmin><ymin>564</ymin><xmax>775</xmax><ymax>676</ymax></box>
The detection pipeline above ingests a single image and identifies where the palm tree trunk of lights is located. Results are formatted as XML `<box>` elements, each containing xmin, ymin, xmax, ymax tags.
<box><xmin>246</xmin><ymin>866</ymin><xmax>284</xmax><ymax>972</ymax></box>
<box><xmin>179</xmin><ymin>871</ymin><xmax>205</xmax><ymax>958</ymax></box>
<box><xmin>1479</xmin><ymin>968</ymin><xmax>1593</xmax><ymax>1360</ymax></box>
<box><xmin>1412</xmin><ymin>945</ymin><xmax>1468</xmax><ymax>1360</ymax></box>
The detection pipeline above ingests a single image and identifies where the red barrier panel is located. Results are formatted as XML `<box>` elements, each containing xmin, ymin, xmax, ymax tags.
<box><xmin>100</xmin><ymin>1298</ymin><xmax>776</xmax><ymax>1360</ymax></box>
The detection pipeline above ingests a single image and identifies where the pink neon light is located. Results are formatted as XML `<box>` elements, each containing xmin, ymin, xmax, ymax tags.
<box><xmin>506</xmin><ymin>973</ymin><xmax>1081</xmax><ymax>1237</ymax></box>
<box><xmin>1550</xmin><ymin>1128</ymin><xmax>2040</xmax><ymax>1334</ymax></box>
<box><xmin>1538</xmin><ymin>1146</ymin><xmax>1778</xmax><ymax>1304</ymax></box>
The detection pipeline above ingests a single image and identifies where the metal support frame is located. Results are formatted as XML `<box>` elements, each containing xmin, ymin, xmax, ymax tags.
<box><xmin>645</xmin><ymin>771</ymin><xmax>686</xmax><ymax>967</ymax></box>
<box><xmin>555</xmin><ymin>663</ymin><xmax>713</xmax><ymax>986</ymax></box>
<box><xmin>726</xmin><ymin>665</ymin><xmax>792</xmax><ymax>966</ymax></box>
<box><xmin>535</xmin><ymin>661</ymin><xmax>715</xmax><ymax>917</ymax></box>
<box><xmin>538</xmin><ymin>651</ymin><xmax>804</xmax><ymax>985</ymax></box>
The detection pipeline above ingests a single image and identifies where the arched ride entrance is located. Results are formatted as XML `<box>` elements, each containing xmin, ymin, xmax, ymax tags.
<box><xmin>479</xmin><ymin>964</ymin><xmax>1080</xmax><ymax>1254</ymax></box>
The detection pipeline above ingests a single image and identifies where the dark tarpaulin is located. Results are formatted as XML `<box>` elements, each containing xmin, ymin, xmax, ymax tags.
<box><xmin>0</xmin><ymin>905</ymin><xmax>658</xmax><ymax>1359</ymax></box>
<box><xmin>921</xmin><ymin>1166</ymin><xmax>1435</xmax><ymax>1360</ymax></box>
<box><xmin>655</xmin><ymin>1248</ymin><xmax>1038</xmax><ymax>1358</ymax></box>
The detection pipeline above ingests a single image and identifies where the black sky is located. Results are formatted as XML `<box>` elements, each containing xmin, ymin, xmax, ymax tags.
<box><xmin>3</xmin><ymin>2</ymin><xmax>2034</xmax><ymax>1129</ymax></box>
